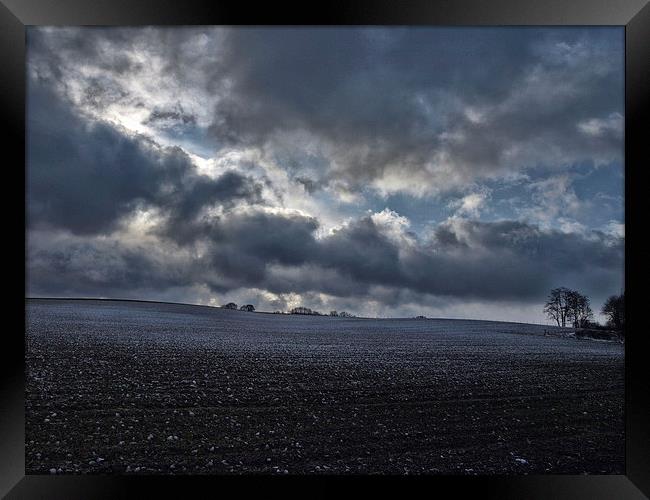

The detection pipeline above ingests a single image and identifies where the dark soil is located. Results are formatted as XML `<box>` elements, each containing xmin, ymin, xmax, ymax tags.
<box><xmin>25</xmin><ymin>299</ymin><xmax>624</xmax><ymax>475</ymax></box>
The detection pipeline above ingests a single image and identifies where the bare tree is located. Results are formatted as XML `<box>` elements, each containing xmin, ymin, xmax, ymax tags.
<box><xmin>567</xmin><ymin>290</ymin><xmax>593</xmax><ymax>328</ymax></box>
<box><xmin>544</xmin><ymin>287</ymin><xmax>571</xmax><ymax>327</ymax></box>
<box><xmin>544</xmin><ymin>287</ymin><xmax>592</xmax><ymax>328</ymax></box>
<box><xmin>602</xmin><ymin>293</ymin><xmax>625</xmax><ymax>331</ymax></box>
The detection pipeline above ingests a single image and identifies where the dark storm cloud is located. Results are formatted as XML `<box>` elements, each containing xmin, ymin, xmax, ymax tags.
<box><xmin>209</xmin><ymin>28</ymin><xmax>526</xmax><ymax>142</ymax></box>
<box><xmin>192</xmin><ymin>211</ymin><xmax>321</xmax><ymax>286</ymax></box>
<box><xmin>318</xmin><ymin>218</ymin><xmax>404</xmax><ymax>286</ymax></box>
<box><xmin>315</xmin><ymin>217</ymin><xmax>622</xmax><ymax>302</ymax></box>
<box><xmin>28</xmin><ymin>208</ymin><xmax>623</xmax><ymax>306</ymax></box>
<box><xmin>404</xmin><ymin>219</ymin><xmax>623</xmax><ymax>301</ymax></box>
<box><xmin>27</xmin><ymin>81</ymin><xmax>263</xmax><ymax>235</ymax></box>
<box><xmin>208</xmin><ymin>28</ymin><xmax>623</xmax><ymax>191</ymax></box>
<box><xmin>34</xmin><ymin>197</ymin><xmax>618</xmax><ymax>304</ymax></box>
<box><xmin>27</xmin><ymin>235</ymin><xmax>196</xmax><ymax>297</ymax></box>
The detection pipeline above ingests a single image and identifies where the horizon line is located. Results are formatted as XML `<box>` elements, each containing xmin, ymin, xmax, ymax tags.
<box><xmin>25</xmin><ymin>296</ymin><xmax>562</xmax><ymax>328</ymax></box>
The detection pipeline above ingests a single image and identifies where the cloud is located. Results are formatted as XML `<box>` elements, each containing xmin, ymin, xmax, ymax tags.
<box><xmin>25</xmin><ymin>27</ymin><xmax>625</xmax><ymax>322</ymax></box>
<box><xmin>603</xmin><ymin>220</ymin><xmax>625</xmax><ymax>238</ymax></box>
<box><xmin>28</xmin><ymin>205</ymin><xmax>624</xmax><ymax>314</ymax></box>
<box><xmin>205</xmin><ymin>28</ymin><xmax>623</xmax><ymax>196</ymax></box>
<box><xmin>27</xmin><ymin>80</ymin><xmax>264</xmax><ymax>236</ymax></box>
<box><xmin>27</xmin><ymin>230</ymin><xmax>199</xmax><ymax>297</ymax></box>
<box><xmin>520</xmin><ymin>174</ymin><xmax>586</xmax><ymax>228</ymax></box>
<box><xmin>449</xmin><ymin>190</ymin><xmax>490</xmax><ymax>218</ymax></box>
<box><xmin>578</xmin><ymin>112</ymin><xmax>623</xmax><ymax>139</ymax></box>
<box><xmin>28</xmin><ymin>27</ymin><xmax>624</xmax><ymax>198</ymax></box>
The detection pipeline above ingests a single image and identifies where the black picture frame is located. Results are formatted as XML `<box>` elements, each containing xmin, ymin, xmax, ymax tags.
<box><xmin>2</xmin><ymin>0</ymin><xmax>648</xmax><ymax>497</ymax></box>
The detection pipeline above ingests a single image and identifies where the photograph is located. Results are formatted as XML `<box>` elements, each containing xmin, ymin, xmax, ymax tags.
<box><xmin>24</xmin><ymin>26</ymin><xmax>626</xmax><ymax>476</ymax></box>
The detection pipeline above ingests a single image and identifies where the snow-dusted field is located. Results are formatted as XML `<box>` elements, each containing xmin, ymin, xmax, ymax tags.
<box><xmin>25</xmin><ymin>299</ymin><xmax>624</xmax><ymax>475</ymax></box>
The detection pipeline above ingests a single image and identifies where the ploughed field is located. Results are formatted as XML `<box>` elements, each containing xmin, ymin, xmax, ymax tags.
<box><xmin>25</xmin><ymin>299</ymin><xmax>624</xmax><ymax>475</ymax></box>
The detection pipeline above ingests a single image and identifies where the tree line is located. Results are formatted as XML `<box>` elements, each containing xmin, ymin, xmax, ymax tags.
<box><xmin>223</xmin><ymin>302</ymin><xmax>255</xmax><ymax>312</ymax></box>
<box><xmin>221</xmin><ymin>302</ymin><xmax>355</xmax><ymax>317</ymax></box>
<box><xmin>543</xmin><ymin>287</ymin><xmax>625</xmax><ymax>333</ymax></box>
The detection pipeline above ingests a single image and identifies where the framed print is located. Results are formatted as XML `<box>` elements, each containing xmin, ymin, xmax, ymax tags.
<box><xmin>1</xmin><ymin>0</ymin><xmax>649</xmax><ymax>498</ymax></box>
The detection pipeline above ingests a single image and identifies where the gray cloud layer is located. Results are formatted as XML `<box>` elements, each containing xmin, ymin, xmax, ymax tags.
<box><xmin>26</xmin><ymin>82</ymin><xmax>624</xmax><ymax>307</ymax></box>
<box><xmin>28</xmin><ymin>205</ymin><xmax>623</xmax><ymax>309</ymax></box>
<box><xmin>27</xmin><ymin>27</ymin><xmax>623</xmax><ymax>196</ymax></box>
<box><xmin>209</xmin><ymin>28</ymin><xmax>623</xmax><ymax>193</ymax></box>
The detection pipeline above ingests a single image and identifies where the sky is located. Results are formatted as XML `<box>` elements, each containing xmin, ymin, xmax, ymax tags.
<box><xmin>25</xmin><ymin>27</ymin><xmax>624</xmax><ymax>323</ymax></box>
